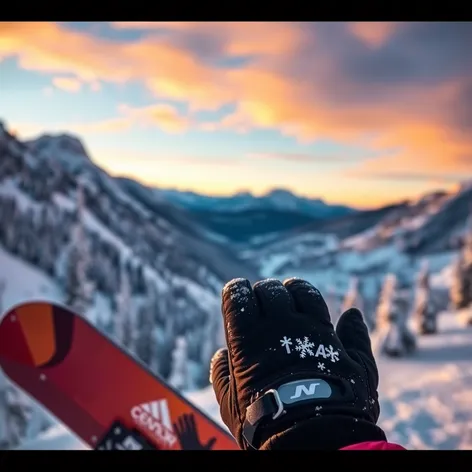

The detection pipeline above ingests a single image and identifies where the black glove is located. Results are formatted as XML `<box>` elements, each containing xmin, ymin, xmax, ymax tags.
<box><xmin>210</xmin><ymin>277</ymin><xmax>386</xmax><ymax>450</ymax></box>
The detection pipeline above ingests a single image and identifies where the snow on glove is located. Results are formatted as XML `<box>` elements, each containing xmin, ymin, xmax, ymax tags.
<box><xmin>210</xmin><ymin>277</ymin><xmax>387</xmax><ymax>450</ymax></box>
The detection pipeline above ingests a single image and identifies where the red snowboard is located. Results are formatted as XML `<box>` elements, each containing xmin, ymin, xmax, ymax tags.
<box><xmin>0</xmin><ymin>301</ymin><xmax>238</xmax><ymax>450</ymax></box>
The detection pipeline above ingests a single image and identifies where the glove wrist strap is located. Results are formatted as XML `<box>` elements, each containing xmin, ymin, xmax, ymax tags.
<box><xmin>242</xmin><ymin>376</ymin><xmax>367</xmax><ymax>449</ymax></box>
<box><xmin>242</xmin><ymin>389</ymin><xmax>286</xmax><ymax>449</ymax></box>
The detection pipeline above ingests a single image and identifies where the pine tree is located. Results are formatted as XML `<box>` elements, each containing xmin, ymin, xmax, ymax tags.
<box><xmin>450</xmin><ymin>251</ymin><xmax>467</xmax><ymax>309</ymax></box>
<box><xmin>450</xmin><ymin>215</ymin><xmax>472</xmax><ymax>325</ymax></box>
<box><xmin>168</xmin><ymin>336</ymin><xmax>189</xmax><ymax>391</ymax></box>
<box><xmin>64</xmin><ymin>179</ymin><xmax>93</xmax><ymax>316</ymax></box>
<box><xmin>0</xmin><ymin>375</ymin><xmax>8</xmax><ymax>449</ymax></box>
<box><xmin>135</xmin><ymin>280</ymin><xmax>158</xmax><ymax>373</ymax></box>
<box><xmin>413</xmin><ymin>260</ymin><xmax>438</xmax><ymax>335</ymax></box>
<box><xmin>24</xmin><ymin>406</ymin><xmax>50</xmax><ymax>443</ymax></box>
<box><xmin>373</xmin><ymin>273</ymin><xmax>416</xmax><ymax>357</ymax></box>
<box><xmin>369</xmin><ymin>278</ymin><xmax>382</xmax><ymax>331</ymax></box>
<box><xmin>114</xmin><ymin>261</ymin><xmax>134</xmax><ymax>349</ymax></box>
<box><xmin>0</xmin><ymin>279</ymin><xmax>6</xmax><ymax>316</ymax></box>
<box><xmin>155</xmin><ymin>315</ymin><xmax>175</xmax><ymax>380</ymax></box>
<box><xmin>342</xmin><ymin>277</ymin><xmax>373</xmax><ymax>330</ymax></box>
<box><xmin>463</xmin><ymin>208</ymin><xmax>472</xmax><ymax>326</ymax></box>
<box><xmin>343</xmin><ymin>276</ymin><xmax>363</xmax><ymax>312</ymax></box>
<box><xmin>325</xmin><ymin>285</ymin><xmax>340</xmax><ymax>325</ymax></box>
<box><xmin>0</xmin><ymin>379</ymin><xmax>30</xmax><ymax>449</ymax></box>
<box><xmin>196</xmin><ymin>308</ymin><xmax>220</xmax><ymax>389</ymax></box>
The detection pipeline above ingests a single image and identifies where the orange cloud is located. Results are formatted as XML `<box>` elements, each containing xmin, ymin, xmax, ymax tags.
<box><xmin>2</xmin><ymin>21</ymin><xmax>472</xmax><ymax>181</ymax></box>
<box><xmin>118</xmin><ymin>103</ymin><xmax>190</xmax><ymax>133</ymax></box>
<box><xmin>246</xmin><ymin>151</ymin><xmax>354</xmax><ymax>163</ymax></box>
<box><xmin>10</xmin><ymin>102</ymin><xmax>190</xmax><ymax>138</ymax></box>
<box><xmin>0</xmin><ymin>22</ymin><xmax>229</xmax><ymax>110</ymax></box>
<box><xmin>52</xmin><ymin>76</ymin><xmax>82</xmax><ymax>92</ymax></box>
<box><xmin>347</xmin><ymin>22</ymin><xmax>401</xmax><ymax>48</ymax></box>
<box><xmin>349</xmin><ymin>121</ymin><xmax>472</xmax><ymax>179</ymax></box>
<box><xmin>111</xmin><ymin>21</ymin><xmax>305</xmax><ymax>56</ymax></box>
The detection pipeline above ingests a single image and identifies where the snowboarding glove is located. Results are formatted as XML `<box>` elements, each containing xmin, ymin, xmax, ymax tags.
<box><xmin>210</xmin><ymin>277</ymin><xmax>387</xmax><ymax>450</ymax></box>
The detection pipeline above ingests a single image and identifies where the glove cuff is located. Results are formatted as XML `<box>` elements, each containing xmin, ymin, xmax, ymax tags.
<box><xmin>258</xmin><ymin>415</ymin><xmax>387</xmax><ymax>450</ymax></box>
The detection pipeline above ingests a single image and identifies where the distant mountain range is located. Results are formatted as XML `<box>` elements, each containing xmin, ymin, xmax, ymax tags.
<box><xmin>156</xmin><ymin>187</ymin><xmax>355</xmax><ymax>217</ymax></box>
<box><xmin>137</xmin><ymin>187</ymin><xmax>355</xmax><ymax>243</ymax></box>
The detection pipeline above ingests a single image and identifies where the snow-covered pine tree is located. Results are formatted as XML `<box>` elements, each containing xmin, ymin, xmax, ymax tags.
<box><xmin>24</xmin><ymin>406</ymin><xmax>51</xmax><ymax>444</ymax></box>
<box><xmin>0</xmin><ymin>279</ymin><xmax>6</xmax><ymax>315</ymax></box>
<box><xmin>194</xmin><ymin>304</ymin><xmax>221</xmax><ymax>389</ymax></box>
<box><xmin>155</xmin><ymin>314</ymin><xmax>175</xmax><ymax>380</ymax></box>
<box><xmin>373</xmin><ymin>273</ymin><xmax>416</xmax><ymax>357</ymax></box>
<box><xmin>375</xmin><ymin>274</ymin><xmax>395</xmax><ymax>333</ymax></box>
<box><xmin>64</xmin><ymin>179</ymin><xmax>93</xmax><ymax>316</ymax></box>
<box><xmin>450</xmin><ymin>213</ymin><xmax>472</xmax><ymax>325</ymax></box>
<box><xmin>463</xmin><ymin>206</ymin><xmax>472</xmax><ymax>326</ymax></box>
<box><xmin>342</xmin><ymin>276</ymin><xmax>373</xmax><ymax>330</ymax></box>
<box><xmin>114</xmin><ymin>261</ymin><xmax>134</xmax><ymax>349</ymax></box>
<box><xmin>369</xmin><ymin>277</ymin><xmax>382</xmax><ymax>331</ymax></box>
<box><xmin>0</xmin><ymin>379</ymin><xmax>30</xmax><ymax>449</ymax></box>
<box><xmin>342</xmin><ymin>276</ymin><xmax>363</xmax><ymax>312</ymax></box>
<box><xmin>450</xmin><ymin>251</ymin><xmax>466</xmax><ymax>309</ymax></box>
<box><xmin>462</xmin><ymin>224</ymin><xmax>472</xmax><ymax>325</ymax></box>
<box><xmin>0</xmin><ymin>375</ymin><xmax>8</xmax><ymax>449</ymax></box>
<box><xmin>325</xmin><ymin>285</ymin><xmax>340</xmax><ymax>325</ymax></box>
<box><xmin>168</xmin><ymin>336</ymin><xmax>189</xmax><ymax>391</ymax></box>
<box><xmin>135</xmin><ymin>279</ymin><xmax>158</xmax><ymax>373</ymax></box>
<box><xmin>413</xmin><ymin>260</ymin><xmax>438</xmax><ymax>335</ymax></box>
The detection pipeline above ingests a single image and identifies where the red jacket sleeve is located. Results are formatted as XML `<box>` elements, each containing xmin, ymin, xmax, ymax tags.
<box><xmin>340</xmin><ymin>441</ymin><xmax>406</xmax><ymax>450</ymax></box>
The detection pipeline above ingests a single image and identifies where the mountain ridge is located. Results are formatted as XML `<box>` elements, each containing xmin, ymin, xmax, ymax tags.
<box><xmin>0</xmin><ymin>120</ymin><xmax>260</xmax><ymax>397</ymax></box>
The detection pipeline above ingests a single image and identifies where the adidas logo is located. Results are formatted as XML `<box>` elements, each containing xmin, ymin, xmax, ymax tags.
<box><xmin>139</xmin><ymin>400</ymin><xmax>172</xmax><ymax>430</ymax></box>
<box><xmin>130</xmin><ymin>398</ymin><xmax>177</xmax><ymax>448</ymax></box>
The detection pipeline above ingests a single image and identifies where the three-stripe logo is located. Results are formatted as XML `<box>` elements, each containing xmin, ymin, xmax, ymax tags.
<box><xmin>138</xmin><ymin>399</ymin><xmax>173</xmax><ymax>430</ymax></box>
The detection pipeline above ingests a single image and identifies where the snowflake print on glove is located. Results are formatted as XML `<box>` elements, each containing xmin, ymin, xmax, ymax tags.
<box><xmin>295</xmin><ymin>337</ymin><xmax>315</xmax><ymax>358</ymax></box>
<box><xmin>325</xmin><ymin>345</ymin><xmax>340</xmax><ymax>363</ymax></box>
<box><xmin>280</xmin><ymin>336</ymin><xmax>292</xmax><ymax>354</ymax></box>
<box><xmin>317</xmin><ymin>362</ymin><xmax>325</xmax><ymax>371</ymax></box>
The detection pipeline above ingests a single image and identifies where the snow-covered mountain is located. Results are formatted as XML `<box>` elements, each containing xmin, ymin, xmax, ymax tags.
<box><xmin>152</xmin><ymin>187</ymin><xmax>355</xmax><ymax>217</ymax></box>
<box><xmin>242</xmin><ymin>185</ymin><xmax>471</xmax><ymax>292</ymax></box>
<box><xmin>2</xmin><ymin>119</ymin><xmax>472</xmax><ymax>450</ymax></box>
<box><xmin>0</xmin><ymin>120</ymin><xmax>264</xmax><ymax>448</ymax></box>
<box><xmin>135</xmin><ymin>186</ymin><xmax>356</xmax><ymax>243</ymax></box>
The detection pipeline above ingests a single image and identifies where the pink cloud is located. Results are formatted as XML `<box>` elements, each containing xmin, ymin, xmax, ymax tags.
<box><xmin>2</xmin><ymin>21</ymin><xmax>472</xmax><ymax>178</ymax></box>
<box><xmin>52</xmin><ymin>76</ymin><xmax>82</xmax><ymax>92</ymax></box>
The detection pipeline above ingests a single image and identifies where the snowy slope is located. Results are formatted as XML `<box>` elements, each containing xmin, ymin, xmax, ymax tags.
<box><xmin>244</xmin><ymin>185</ymin><xmax>471</xmax><ymax>280</ymax></box>
<box><xmin>16</xmin><ymin>310</ymin><xmax>472</xmax><ymax>450</ymax></box>
<box><xmin>2</xmin><ymin>119</ymin><xmax>472</xmax><ymax>451</ymax></box>
<box><xmin>0</xmin><ymin>247</ymin><xmax>62</xmax><ymax>310</ymax></box>
<box><xmin>0</xmin><ymin>121</ymin><xmax>259</xmax><ymax>448</ymax></box>
<box><xmin>377</xmin><ymin>311</ymin><xmax>472</xmax><ymax>449</ymax></box>
<box><xmin>0</xmin><ymin>120</ymin><xmax>258</xmax><ymax>347</ymax></box>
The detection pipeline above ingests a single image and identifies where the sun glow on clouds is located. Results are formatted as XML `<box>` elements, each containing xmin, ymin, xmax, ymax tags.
<box><xmin>1</xmin><ymin>21</ymin><xmax>472</xmax><ymax>206</ymax></box>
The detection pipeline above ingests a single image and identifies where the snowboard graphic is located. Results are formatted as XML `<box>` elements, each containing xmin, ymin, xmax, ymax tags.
<box><xmin>0</xmin><ymin>301</ymin><xmax>238</xmax><ymax>450</ymax></box>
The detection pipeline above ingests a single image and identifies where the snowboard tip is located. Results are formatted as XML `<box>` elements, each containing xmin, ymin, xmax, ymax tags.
<box><xmin>0</xmin><ymin>300</ymin><xmax>76</xmax><ymax>369</ymax></box>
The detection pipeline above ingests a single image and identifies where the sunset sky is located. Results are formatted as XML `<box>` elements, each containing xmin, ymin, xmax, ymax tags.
<box><xmin>1</xmin><ymin>22</ymin><xmax>471</xmax><ymax>208</ymax></box>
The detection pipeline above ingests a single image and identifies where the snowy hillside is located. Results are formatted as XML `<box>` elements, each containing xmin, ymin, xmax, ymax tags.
<box><xmin>377</xmin><ymin>311</ymin><xmax>472</xmax><ymax>449</ymax></box>
<box><xmin>244</xmin><ymin>185</ymin><xmax>471</xmax><ymax>292</ymax></box>
<box><xmin>0</xmin><ymin>120</ymin><xmax>260</xmax><ymax>449</ymax></box>
<box><xmin>1</xmin><ymin>118</ymin><xmax>472</xmax><ymax>450</ymax></box>
<box><xmin>15</xmin><ymin>309</ymin><xmax>472</xmax><ymax>450</ymax></box>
